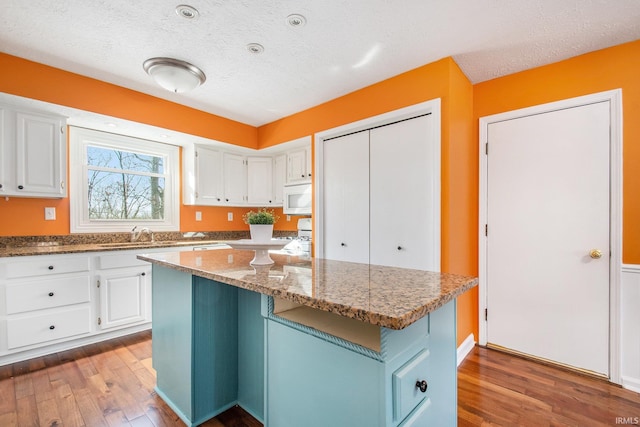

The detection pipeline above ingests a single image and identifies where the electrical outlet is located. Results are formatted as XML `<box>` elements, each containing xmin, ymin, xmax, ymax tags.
<box><xmin>227</xmin><ymin>212</ymin><xmax>233</xmax><ymax>221</ymax></box>
<box><xmin>287</xmin><ymin>215</ymin><xmax>291</xmax><ymax>222</ymax></box>
<box><xmin>44</xmin><ymin>207</ymin><xmax>56</xmax><ymax>220</ymax></box>
<box><xmin>195</xmin><ymin>211</ymin><xmax>202</xmax><ymax>221</ymax></box>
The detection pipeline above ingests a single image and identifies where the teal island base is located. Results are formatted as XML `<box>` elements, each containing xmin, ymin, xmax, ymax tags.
<box><xmin>151</xmin><ymin>264</ymin><xmax>457</xmax><ymax>427</ymax></box>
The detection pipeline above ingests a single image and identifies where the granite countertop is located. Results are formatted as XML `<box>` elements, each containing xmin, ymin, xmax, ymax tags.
<box><xmin>0</xmin><ymin>231</ymin><xmax>297</xmax><ymax>257</ymax></box>
<box><xmin>138</xmin><ymin>249</ymin><xmax>478</xmax><ymax>330</ymax></box>
<box><xmin>0</xmin><ymin>239</ymin><xmax>227</xmax><ymax>257</ymax></box>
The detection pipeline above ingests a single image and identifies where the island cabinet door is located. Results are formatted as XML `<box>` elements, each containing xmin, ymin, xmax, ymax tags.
<box><xmin>265</xmin><ymin>320</ymin><xmax>386</xmax><ymax>427</ymax></box>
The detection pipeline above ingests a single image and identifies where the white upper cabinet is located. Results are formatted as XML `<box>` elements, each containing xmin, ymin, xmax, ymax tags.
<box><xmin>247</xmin><ymin>157</ymin><xmax>274</xmax><ymax>205</ymax></box>
<box><xmin>195</xmin><ymin>146</ymin><xmax>223</xmax><ymax>205</ymax></box>
<box><xmin>0</xmin><ymin>104</ymin><xmax>66</xmax><ymax>198</ymax></box>
<box><xmin>287</xmin><ymin>146</ymin><xmax>312</xmax><ymax>184</ymax></box>
<box><xmin>182</xmin><ymin>136</ymin><xmax>312</xmax><ymax>207</ymax></box>
<box><xmin>223</xmin><ymin>152</ymin><xmax>247</xmax><ymax>204</ymax></box>
<box><xmin>273</xmin><ymin>154</ymin><xmax>287</xmax><ymax>205</ymax></box>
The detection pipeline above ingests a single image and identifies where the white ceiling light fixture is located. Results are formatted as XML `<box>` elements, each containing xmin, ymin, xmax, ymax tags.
<box><xmin>175</xmin><ymin>5</ymin><xmax>199</xmax><ymax>20</ymax></box>
<box><xmin>286</xmin><ymin>14</ymin><xmax>306</xmax><ymax>28</ymax></box>
<box><xmin>247</xmin><ymin>43</ymin><xmax>265</xmax><ymax>54</ymax></box>
<box><xmin>143</xmin><ymin>57</ymin><xmax>206</xmax><ymax>93</ymax></box>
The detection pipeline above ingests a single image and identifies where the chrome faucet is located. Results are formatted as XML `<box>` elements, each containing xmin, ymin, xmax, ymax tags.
<box><xmin>130</xmin><ymin>226</ymin><xmax>154</xmax><ymax>242</ymax></box>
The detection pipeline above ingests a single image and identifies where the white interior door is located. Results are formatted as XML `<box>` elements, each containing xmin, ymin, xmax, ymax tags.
<box><xmin>486</xmin><ymin>101</ymin><xmax>610</xmax><ymax>376</ymax></box>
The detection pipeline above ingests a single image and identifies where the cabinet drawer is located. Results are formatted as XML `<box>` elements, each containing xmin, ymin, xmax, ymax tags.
<box><xmin>7</xmin><ymin>305</ymin><xmax>91</xmax><ymax>349</ymax></box>
<box><xmin>5</xmin><ymin>256</ymin><xmax>90</xmax><ymax>279</ymax></box>
<box><xmin>392</xmin><ymin>349</ymin><xmax>431</xmax><ymax>422</ymax></box>
<box><xmin>97</xmin><ymin>253</ymin><xmax>149</xmax><ymax>269</ymax></box>
<box><xmin>6</xmin><ymin>275</ymin><xmax>91</xmax><ymax>314</ymax></box>
<box><xmin>398</xmin><ymin>398</ymin><xmax>432</xmax><ymax>427</ymax></box>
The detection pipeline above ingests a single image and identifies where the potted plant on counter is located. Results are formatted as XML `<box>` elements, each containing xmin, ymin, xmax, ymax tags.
<box><xmin>243</xmin><ymin>208</ymin><xmax>279</xmax><ymax>242</ymax></box>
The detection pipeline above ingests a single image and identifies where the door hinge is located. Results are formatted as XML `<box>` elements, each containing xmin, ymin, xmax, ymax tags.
<box><xmin>485</xmin><ymin>308</ymin><xmax>488</xmax><ymax>321</ymax></box>
<box><xmin>97</xmin><ymin>280</ymin><xmax>100</xmax><ymax>288</ymax></box>
<box><xmin>97</xmin><ymin>317</ymin><xmax>102</xmax><ymax>326</ymax></box>
<box><xmin>485</xmin><ymin>224</ymin><xmax>488</xmax><ymax>236</ymax></box>
<box><xmin>485</xmin><ymin>142</ymin><xmax>489</xmax><ymax>155</ymax></box>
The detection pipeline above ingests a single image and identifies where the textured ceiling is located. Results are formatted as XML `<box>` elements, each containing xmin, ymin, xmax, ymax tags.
<box><xmin>1</xmin><ymin>0</ymin><xmax>640</xmax><ymax>126</ymax></box>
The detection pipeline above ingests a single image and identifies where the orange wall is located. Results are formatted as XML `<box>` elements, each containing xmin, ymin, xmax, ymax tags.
<box><xmin>0</xmin><ymin>53</ymin><xmax>279</xmax><ymax>236</ymax></box>
<box><xmin>474</xmin><ymin>39</ymin><xmax>640</xmax><ymax>264</ymax></box>
<box><xmin>259</xmin><ymin>58</ymin><xmax>477</xmax><ymax>346</ymax></box>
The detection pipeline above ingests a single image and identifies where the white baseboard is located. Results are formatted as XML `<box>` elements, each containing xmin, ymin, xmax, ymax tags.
<box><xmin>457</xmin><ymin>333</ymin><xmax>476</xmax><ymax>367</ymax></box>
<box><xmin>622</xmin><ymin>376</ymin><xmax>640</xmax><ymax>394</ymax></box>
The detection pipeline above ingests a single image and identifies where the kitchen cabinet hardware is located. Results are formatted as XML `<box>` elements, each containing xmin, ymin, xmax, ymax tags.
<box><xmin>0</xmin><ymin>184</ymin><xmax>3</xmax><ymax>188</ymax></box>
<box><xmin>341</xmin><ymin>242</ymin><xmax>346</xmax><ymax>247</ymax></box>
<box><xmin>225</xmin><ymin>198</ymin><xmax>229</xmax><ymax>202</ymax></box>
<box><xmin>48</xmin><ymin>292</ymin><xmax>54</xmax><ymax>297</ymax></box>
<box><xmin>49</xmin><ymin>325</ymin><xmax>55</xmax><ymax>330</ymax></box>
<box><xmin>397</xmin><ymin>246</ymin><xmax>403</xmax><ymax>250</ymax></box>
<box><xmin>301</xmin><ymin>174</ymin><xmax>305</xmax><ymax>178</ymax></box>
<box><xmin>18</xmin><ymin>185</ymin><xmax>24</xmax><ymax>190</ymax></box>
<box><xmin>416</xmin><ymin>380</ymin><xmax>428</xmax><ymax>393</ymax></box>
<box><xmin>141</xmin><ymin>272</ymin><xmax>146</xmax><ymax>276</ymax></box>
<box><xmin>48</xmin><ymin>265</ymin><xmax>54</xmax><ymax>270</ymax></box>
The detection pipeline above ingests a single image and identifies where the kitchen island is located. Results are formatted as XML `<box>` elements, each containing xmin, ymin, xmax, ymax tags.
<box><xmin>138</xmin><ymin>248</ymin><xmax>477</xmax><ymax>427</ymax></box>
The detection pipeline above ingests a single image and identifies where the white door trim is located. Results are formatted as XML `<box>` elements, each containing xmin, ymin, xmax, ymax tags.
<box><xmin>478</xmin><ymin>89</ymin><xmax>623</xmax><ymax>383</ymax></box>
<box><xmin>313</xmin><ymin>99</ymin><xmax>441</xmax><ymax>266</ymax></box>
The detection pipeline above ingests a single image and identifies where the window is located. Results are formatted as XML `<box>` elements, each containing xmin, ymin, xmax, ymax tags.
<box><xmin>70</xmin><ymin>127</ymin><xmax>180</xmax><ymax>232</ymax></box>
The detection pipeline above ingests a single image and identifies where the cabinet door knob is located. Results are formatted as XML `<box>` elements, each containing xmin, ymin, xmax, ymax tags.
<box><xmin>416</xmin><ymin>380</ymin><xmax>428</xmax><ymax>393</ymax></box>
<box><xmin>397</xmin><ymin>246</ymin><xmax>403</xmax><ymax>251</ymax></box>
<box><xmin>308</xmin><ymin>173</ymin><xmax>311</xmax><ymax>177</ymax></box>
<box><xmin>48</xmin><ymin>265</ymin><xmax>54</xmax><ymax>270</ymax></box>
<box><xmin>49</xmin><ymin>325</ymin><xmax>55</xmax><ymax>330</ymax></box>
<box><xmin>18</xmin><ymin>185</ymin><xmax>24</xmax><ymax>190</ymax></box>
<box><xmin>341</xmin><ymin>242</ymin><xmax>346</xmax><ymax>247</ymax></box>
<box><xmin>225</xmin><ymin>198</ymin><xmax>229</xmax><ymax>202</ymax></box>
<box><xmin>141</xmin><ymin>272</ymin><xmax>146</xmax><ymax>276</ymax></box>
<box><xmin>0</xmin><ymin>184</ymin><xmax>3</xmax><ymax>189</ymax></box>
<box><xmin>217</xmin><ymin>198</ymin><xmax>221</xmax><ymax>201</ymax></box>
<box><xmin>48</xmin><ymin>292</ymin><xmax>54</xmax><ymax>297</ymax></box>
<box><xmin>301</xmin><ymin>174</ymin><xmax>305</xmax><ymax>178</ymax></box>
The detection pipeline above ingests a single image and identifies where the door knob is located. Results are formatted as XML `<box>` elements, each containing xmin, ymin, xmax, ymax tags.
<box><xmin>589</xmin><ymin>249</ymin><xmax>603</xmax><ymax>259</ymax></box>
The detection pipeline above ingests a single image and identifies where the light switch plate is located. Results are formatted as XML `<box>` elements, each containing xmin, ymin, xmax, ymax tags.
<box><xmin>44</xmin><ymin>207</ymin><xmax>56</xmax><ymax>220</ymax></box>
<box><xmin>195</xmin><ymin>211</ymin><xmax>202</xmax><ymax>221</ymax></box>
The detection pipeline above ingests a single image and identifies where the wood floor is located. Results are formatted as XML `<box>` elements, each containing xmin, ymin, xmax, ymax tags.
<box><xmin>0</xmin><ymin>331</ymin><xmax>637</xmax><ymax>426</ymax></box>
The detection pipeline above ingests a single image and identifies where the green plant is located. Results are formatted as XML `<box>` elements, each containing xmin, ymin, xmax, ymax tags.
<box><xmin>243</xmin><ymin>208</ymin><xmax>279</xmax><ymax>225</ymax></box>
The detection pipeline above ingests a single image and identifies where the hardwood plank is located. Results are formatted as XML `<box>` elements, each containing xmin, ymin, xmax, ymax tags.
<box><xmin>0</xmin><ymin>411</ymin><xmax>18</xmax><ymax>427</ymax></box>
<box><xmin>74</xmin><ymin>387</ymin><xmax>108</xmax><ymax>427</ymax></box>
<box><xmin>0</xmin><ymin>377</ymin><xmax>17</xmax><ymax>415</ymax></box>
<box><xmin>31</xmin><ymin>368</ymin><xmax>56</xmax><ymax>403</ymax></box>
<box><xmin>13</xmin><ymin>372</ymin><xmax>34</xmax><ymax>399</ymax></box>
<box><xmin>16</xmin><ymin>395</ymin><xmax>38</xmax><ymax>427</ymax></box>
<box><xmin>35</xmin><ymin>397</ymin><xmax>62</xmax><ymax>427</ymax></box>
<box><xmin>55</xmin><ymin>383</ymin><xmax>85</xmax><ymax>427</ymax></box>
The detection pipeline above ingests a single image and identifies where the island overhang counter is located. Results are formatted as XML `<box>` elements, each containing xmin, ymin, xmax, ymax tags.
<box><xmin>138</xmin><ymin>248</ymin><xmax>477</xmax><ymax>427</ymax></box>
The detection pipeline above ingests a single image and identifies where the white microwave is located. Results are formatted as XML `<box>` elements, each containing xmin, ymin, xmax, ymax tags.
<box><xmin>283</xmin><ymin>183</ymin><xmax>312</xmax><ymax>215</ymax></box>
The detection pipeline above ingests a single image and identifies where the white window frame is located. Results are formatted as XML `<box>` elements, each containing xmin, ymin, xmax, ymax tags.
<box><xmin>70</xmin><ymin>127</ymin><xmax>180</xmax><ymax>233</ymax></box>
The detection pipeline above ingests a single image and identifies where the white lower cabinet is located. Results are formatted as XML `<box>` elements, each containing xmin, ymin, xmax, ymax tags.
<box><xmin>7</xmin><ymin>306</ymin><xmax>91</xmax><ymax>350</ymax></box>
<box><xmin>0</xmin><ymin>246</ymin><xmax>193</xmax><ymax>365</ymax></box>
<box><xmin>97</xmin><ymin>265</ymin><xmax>150</xmax><ymax>330</ymax></box>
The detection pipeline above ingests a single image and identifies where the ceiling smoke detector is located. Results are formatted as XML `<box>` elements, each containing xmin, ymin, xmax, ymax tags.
<box><xmin>286</xmin><ymin>14</ymin><xmax>306</xmax><ymax>28</ymax></box>
<box><xmin>247</xmin><ymin>43</ymin><xmax>265</xmax><ymax>54</ymax></box>
<box><xmin>143</xmin><ymin>57</ymin><xmax>206</xmax><ymax>93</ymax></box>
<box><xmin>175</xmin><ymin>4</ymin><xmax>199</xmax><ymax>20</ymax></box>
